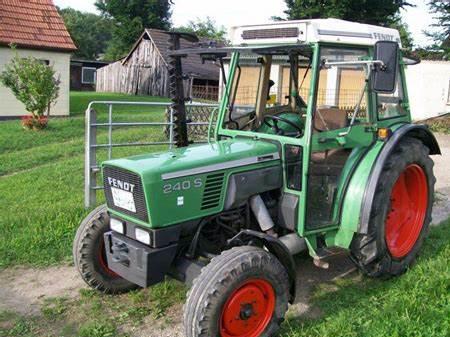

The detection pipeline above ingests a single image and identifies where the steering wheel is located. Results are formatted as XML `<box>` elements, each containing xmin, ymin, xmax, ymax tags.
<box><xmin>263</xmin><ymin>115</ymin><xmax>303</xmax><ymax>137</ymax></box>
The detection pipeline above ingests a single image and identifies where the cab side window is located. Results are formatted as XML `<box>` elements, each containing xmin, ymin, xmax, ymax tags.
<box><xmin>316</xmin><ymin>48</ymin><xmax>369</xmax><ymax>132</ymax></box>
<box><xmin>377</xmin><ymin>70</ymin><xmax>406</xmax><ymax>119</ymax></box>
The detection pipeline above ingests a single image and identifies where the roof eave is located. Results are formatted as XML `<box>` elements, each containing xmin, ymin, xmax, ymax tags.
<box><xmin>0</xmin><ymin>41</ymin><xmax>77</xmax><ymax>53</ymax></box>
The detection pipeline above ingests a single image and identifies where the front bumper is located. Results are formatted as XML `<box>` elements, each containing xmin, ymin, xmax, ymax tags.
<box><xmin>104</xmin><ymin>231</ymin><xmax>178</xmax><ymax>287</ymax></box>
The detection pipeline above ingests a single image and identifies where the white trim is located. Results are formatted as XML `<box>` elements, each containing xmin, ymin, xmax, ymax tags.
<box><xmin>161</xmin><ymin>153</ymin><xmax>280</xmax><ymax>180</ymax></box>
<box><xmin>81</xmin><ymin>67</ymin><xmax>97</xmax><ymax>84</ymax></box>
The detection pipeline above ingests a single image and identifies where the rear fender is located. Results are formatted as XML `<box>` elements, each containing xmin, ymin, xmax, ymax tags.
<box><xmin>335</xmin><ymin>124</ymin><xmax>440</xmax><ymax>248</ymax></box>
<box><xmin>228</xmin><ymin>229</ymin><xmax>297</xmax><ymax>303</ymax></box>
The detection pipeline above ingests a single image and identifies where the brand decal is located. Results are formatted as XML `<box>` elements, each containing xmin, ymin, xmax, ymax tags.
<box><xmin>107</xmin><ymin>177</ymin><xmax>135</xmax><ymax>193</ymax></box>
<box><xmin>372</xmin><ymin>32</ymin><xmax>400</xmax><ymax>43</ymax></box>
<box><xmin>163</xmin><ymin>178</ymin><xmax>203</xmax><ymax>194</ymax></box>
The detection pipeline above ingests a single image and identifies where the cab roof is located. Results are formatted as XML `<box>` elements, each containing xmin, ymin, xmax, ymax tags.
<box><xmin>230</xmin><ymin>19</ymin><xmax>401</xmax><ymax>48</ymax></box>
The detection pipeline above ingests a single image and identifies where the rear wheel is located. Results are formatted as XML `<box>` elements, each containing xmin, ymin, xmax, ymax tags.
<box><xmin>351</xmin><ymin>138</ymin><xmax>435</xmax><ymax>277</ymax></box>
<box><xmin>73</xmin><ymin>205</ymin><xmax>138</xmax><ymax>294</ymax></box>
<box><xmin>184</xmin><ymin>246</ymin><xmax>289</xmax><ymax>337</ymax></box>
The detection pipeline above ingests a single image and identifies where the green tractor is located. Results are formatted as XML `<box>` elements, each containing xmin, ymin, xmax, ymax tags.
<box><xmin>74</xmin><ymin>19</ymin><xmax>440</xmax><ymax>337</ymax></box>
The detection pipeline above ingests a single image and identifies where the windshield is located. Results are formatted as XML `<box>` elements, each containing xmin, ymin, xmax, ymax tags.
<box><xmin>223</xmin><ymin>51</ymin><xmax>312</xmax><ymax>137</ymax></box>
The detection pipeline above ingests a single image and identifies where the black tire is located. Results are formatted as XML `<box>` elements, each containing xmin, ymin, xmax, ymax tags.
<box><xmin>73</xmin><ymin>205</ymin><xmax>138</xmax><ymax>294</ymax></box>
<box><xmin>351</xmin><ymin>138</ymin><xmax>435</xmax><ymax>277</ymax></box>
<box><xmin>184</xmin><ymin>246</ymin><xmax>289</xmax><ymax>337</ymax></box>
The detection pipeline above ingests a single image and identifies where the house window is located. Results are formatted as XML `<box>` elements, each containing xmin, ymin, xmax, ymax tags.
<box><xmin>82</xmin><ymin>67</ymin><xmax>96</xmax><ymax>84</ymax></box>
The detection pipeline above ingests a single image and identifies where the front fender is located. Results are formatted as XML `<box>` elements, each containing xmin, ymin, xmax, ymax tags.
<box><xmin>334</xmin><ymin>124</ymin><xmax>440</xmax><ymax>248</ymax></box>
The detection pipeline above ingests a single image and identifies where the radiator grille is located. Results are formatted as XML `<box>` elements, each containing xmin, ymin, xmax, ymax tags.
<box><xmin>242</xmin><ymin>27</ymin><xmax>299</xmax><ymax>40</ymax></box>
<box><xmin>103</xmin><ymin>166</ymin><xmax>149</xmax><ymax>222</ymax></box>
<box><xmin>201</xmin><ymin>173</ymin><xmax>225</xmax><ymax>210</ymax></box>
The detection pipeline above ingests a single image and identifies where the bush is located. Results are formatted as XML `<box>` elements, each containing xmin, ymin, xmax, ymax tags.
<box><xmin>0</xmin><ymin>46</ymin><xmax>60</xmax><ymax>130</ymax></box>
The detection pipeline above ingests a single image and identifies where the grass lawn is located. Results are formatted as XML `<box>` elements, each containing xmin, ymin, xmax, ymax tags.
<box><xmin>0</xmin><ymin>92</ymin><xmax>170</xmax><ymax>268</ymax></box>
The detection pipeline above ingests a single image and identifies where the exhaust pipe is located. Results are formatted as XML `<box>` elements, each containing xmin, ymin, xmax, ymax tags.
<box><xmin>249</xmin><ymin>195</ymin><xmax>275</xmax><ymax>232</ymax></box>
<box><xmin>250</xmin><ymin>194</ymin><xmax>307</xmax><ymax>255</ymax></box>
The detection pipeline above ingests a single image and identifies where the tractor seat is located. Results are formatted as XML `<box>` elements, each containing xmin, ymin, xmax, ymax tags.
<box><xmin>314</xmin><ymin>107</ymin><xmax>348</xmax><ymax>132</ymax></box>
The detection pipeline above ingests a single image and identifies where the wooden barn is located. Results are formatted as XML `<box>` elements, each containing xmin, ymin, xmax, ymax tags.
<box><xmin>96</xmin><ymin>29</ymin><xmax>220</xmax><ymax>100</ymax></box>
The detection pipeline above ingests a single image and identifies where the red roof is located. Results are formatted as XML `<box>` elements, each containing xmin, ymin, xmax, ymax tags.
<box><xmin>0</xmin><ymin>0</ymin><xmax>76</xmax><ymax>52</ymax></box>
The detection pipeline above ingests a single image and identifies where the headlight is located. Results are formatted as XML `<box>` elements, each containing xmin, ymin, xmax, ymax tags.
<box><xmin>110</xmin><ymin>218</ymin><xmax>124</xmax><ymax>234</ymax></box>
<box><xmin>135</xmin><ymin>228</ymin><xmax>151</xmax><ymax>245</ymax></box>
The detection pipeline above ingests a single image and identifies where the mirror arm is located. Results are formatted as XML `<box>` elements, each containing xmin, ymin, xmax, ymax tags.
<box><xmin>324</xmin><ymin>60</ymin><xmax>385</xmax><ymax>68</ymax></box>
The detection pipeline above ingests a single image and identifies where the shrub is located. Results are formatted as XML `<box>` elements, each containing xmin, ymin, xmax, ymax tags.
<box><xmin>0</xmin><ymin>46</ymin><xmax>60</xmax><ymax>130</ymax></box>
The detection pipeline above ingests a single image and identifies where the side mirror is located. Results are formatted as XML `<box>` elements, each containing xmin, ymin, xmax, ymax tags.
<box><xmin>371</xmin><ymin>41</ymin><xmax>399</xmax><ymax>93</ymax></box>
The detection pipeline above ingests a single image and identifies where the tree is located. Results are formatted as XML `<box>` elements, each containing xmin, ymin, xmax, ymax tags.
<box><xmin>427</xmin><ymin>0</ymin><xmax>450</xmax><ymax>59</ymax></box>
<box><xmin>283</xmin><ymin>0</ymin><xmax>412</xmax><ymax>26</ymax></box>
<box><xmin>58</xmin><ymin>8</ymin><xmax>114</xmax><ymax>60</ymax></box>
<box><xmin>389</xmin><ymin>17</ymin><xmax>414</xmax><ymax>50</ymax></box>
<box><xmin>0</xmin><ymin>47</ymin><xmax>60</xmax><ymax>130</ymax></box>
<box><xmin>95</xmin><ymin>0</ymin><xmax>173</xmax><ymax>60</ymax></box>
<box><xmin>177</xmin><ymin>17</ymin><xmax>228</xmax><ymax>42</ymax></box>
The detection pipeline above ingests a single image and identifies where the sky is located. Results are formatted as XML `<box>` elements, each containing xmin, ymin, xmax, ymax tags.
<box><xmin>54</xmin><ymin>0</ymin><xmax>437</xmax><ymax>47</ymax></box>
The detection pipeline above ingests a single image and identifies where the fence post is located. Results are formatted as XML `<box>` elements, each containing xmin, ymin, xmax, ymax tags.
<box><xmin>85</xmin><ymin>108</ymin><xmax>97</xmax><ymax>209</ymax></box>
<box><xmin>108</xmin><ymin>104</ymin><xmax>113</xmax><ymax>159</ymax></box>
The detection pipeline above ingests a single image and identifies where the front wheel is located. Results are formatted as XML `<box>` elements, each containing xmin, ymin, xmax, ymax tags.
<box><xmin>184</xmin><ymin>246</ymin><xmax>290</xmax><ymax>337</ymax></box>
<box><xmin>73</xmin><ymin>205</ymin><xmax>138</xmax><ymax>294</ymax></box>
<box><xmin>351</xmin><ymin>138</ymin><xmax>435</xmax><ymax>277</ymax></box>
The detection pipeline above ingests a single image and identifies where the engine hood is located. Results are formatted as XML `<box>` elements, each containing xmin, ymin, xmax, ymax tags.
<box><xmin>102</xmin><ymin>138</ymin><xmax>281</xmax><ymax>228</ymax></box>
<box><xmin>103</xmin><ymin>138</ymin><xmax>280</xmax><ymax>182</ymax></box>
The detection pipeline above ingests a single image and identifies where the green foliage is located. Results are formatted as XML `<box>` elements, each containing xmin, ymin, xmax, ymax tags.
<box><xmin>410</xmin><ymin>48</ymin><xmax>447</xmax><ymax>60</ymax></box>
<box><xmin>58</xmin><ymin>8</ymin><xmax>114</xmax><ymax>60</ymax></box>
<box><xmin>41</xmin><ymin>297</ymin><xmax>69</xmax><ymax>319</ymax></box>
<box><xmin>95</xmin><ymin>0</ymin><xmax>173</xmax><ymax>60</ymax></box>
<box><xmin>423</xmin><ymin>115</ymin><xmax>450</xmax><ymax>134</ymax></box>
<box><xmin>78</xmin><ymin>322</ymin><xmax>117</xmax><ymax>337</ymax></box>
<box><xmin>389</xmin><ymin>17</ymin><xmax>413</xmax><ymax>50</ymax></box>
<box><xmin>0</xmin><ymin>48</ymin><xmax>60</xmax><ymax>119</ymax></box>
<box><xmin>282</xmin><ymin>0</ymin><xmax>412</xmax><ymax>25</ymax></box>
<box><xmin>177</xmin><ymin>17</ymin><xmax>228</xmax><ymax>42</ymax></box>
<box><xmin>426</xmin><ymin>0</ymin><xmax>450</xmax><ymax>59</ymax></box>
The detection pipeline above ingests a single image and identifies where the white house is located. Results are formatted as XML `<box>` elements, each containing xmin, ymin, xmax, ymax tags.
<box><xmin>405</xmin><ymin>61</ymin><xmax>450</xmax><ymax>121</ymax></box>
<box><xmin>0</xmin><ymin>0</ymin><xmax>76</xmax><ymax>118</ymax></box>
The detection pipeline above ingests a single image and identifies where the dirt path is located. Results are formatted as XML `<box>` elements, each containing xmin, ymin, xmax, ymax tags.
<box><xmin>0</xmin><ymin>255</ymin><xmax>356</xmax><ymax>337</ymax></box>
<box><xmin>1</xmin><ymin>133</ymin><xmax>449</xmax><ymax>336</ymax></box>
<box><xmin>0</xmin><ymin>266</ymin><xmax>86</xmax><ymax>316</ymax></box>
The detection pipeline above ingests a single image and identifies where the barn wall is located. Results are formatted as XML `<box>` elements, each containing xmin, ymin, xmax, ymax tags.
<box><xmin>96</xmin><ymin>39</ymin><xmax>170</xmax><ymax>97</ymax></box>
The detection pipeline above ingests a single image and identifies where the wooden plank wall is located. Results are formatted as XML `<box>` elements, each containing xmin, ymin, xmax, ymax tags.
<box><xmin>96</xmin><ymin>39</ymin><xmax>172</xmax><ymax>97</ymax></box>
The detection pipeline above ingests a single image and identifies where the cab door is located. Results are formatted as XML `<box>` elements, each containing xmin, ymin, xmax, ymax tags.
<box><xmin>304</xmin><ymin>46</ymin><xmax>375</xmax><ymax>231</ymax></box>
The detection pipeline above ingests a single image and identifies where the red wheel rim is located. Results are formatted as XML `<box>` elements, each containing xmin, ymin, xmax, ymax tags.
<box><xmin>220</xmin><ymin>279</ymin><xmax>275</xmax><ymax>337</ymax></box>
<box><xmin>385</xmin><ymin>164</ymin><xmax>428</xmax><ymax>258</ymax></box>
<box><xmin>98</xmin><ymin>240</ymin><xmax>119</xmax><ymax>278</ymax></box>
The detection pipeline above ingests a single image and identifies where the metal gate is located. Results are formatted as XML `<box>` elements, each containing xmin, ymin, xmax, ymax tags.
<box><xmin>84</xmin><ymin>101</ymin><xmax>219</xmax><ymax>208</ymax></box>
